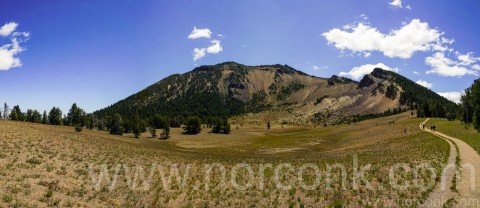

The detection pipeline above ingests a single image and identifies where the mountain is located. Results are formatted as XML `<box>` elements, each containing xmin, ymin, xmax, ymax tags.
<box><xmin>93</xmin><ymin>62</ymin><xmax>456</xmax><ymax>125</ymax></box>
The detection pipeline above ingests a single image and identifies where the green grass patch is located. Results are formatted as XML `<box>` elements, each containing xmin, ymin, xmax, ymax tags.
<box><xmin>427</xmin><ymin>118</ymin><xmax>480</xmax><ymax>154</ymax></box>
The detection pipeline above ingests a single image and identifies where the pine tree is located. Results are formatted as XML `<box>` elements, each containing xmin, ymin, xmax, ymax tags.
<box><xmin>42</xmin><ymin>110</ymin><xmax>49</xmax><ymax>124</ymax></box>
<box><xmin>132</xmin><ymin>110</ymin><xmax>141</xmax><ymax>138</ymax></box>
<box><xmin>183</xmin><ymin>116</ymin><xmax>201</xmax><ymax>134</ymax></box>
<box><xmin>67</xmin><ymin>103</ymin><xmax>86</xmax><ymax>127</ymax></box>
<box><xmin>109</xmin><ymin>113</ymin><xmax>124</xmax><ymax>135</ymax></box>
<box><xmin>223</xmin><ymin>120</ymin><xmax>231</xmax><ymax>134</ymax></box>
<box><xmin>3</xmin><ymin>103</ymin><xmax>8</xmax><ymax>120</ymax></box>
<box><xmin>150</xmin><ymin>127</ymin><xmax>157</xmax><ymax>138</ymax></box>
<box><xmin>9</xmin><ymin>105</ymin><xmax>24</xmax><ymax>121</ymax></box>
<box><xmin>161</xmin><ymin>123</ymin><xmax>171</xmax><ymax>139</ymax></box>
<box><xmin>48</xmin><ymin>107</ymin><xmax>63</xmax><ymax>125</ymax></box>
<box><xmin>32</xmin><ymin>110</ymin><xmax>41</xmax><ymax>123</ymax></box>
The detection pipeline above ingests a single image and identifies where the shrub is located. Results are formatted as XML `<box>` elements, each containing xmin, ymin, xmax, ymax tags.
<box><xmin>75</xmin><ymin>125</ymin><xmax>83</xmax><ymax>133</ymax></box>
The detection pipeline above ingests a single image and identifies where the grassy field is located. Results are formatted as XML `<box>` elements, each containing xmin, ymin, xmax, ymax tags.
<box><xmin>426</xmin><ymin>118</ymin><xmax>480</xmax><ymax>154</ymax></box>
<box><xmin>0</xmin><ymin>112</ymin><xmax>449</xmax><ymax>207</ymax></box>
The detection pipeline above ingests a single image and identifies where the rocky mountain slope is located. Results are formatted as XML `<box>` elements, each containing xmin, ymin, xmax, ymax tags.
<box><xmin>94</xmin><ymin>62</ymin><xmax>455</xmax><ymax>125</ymax></box>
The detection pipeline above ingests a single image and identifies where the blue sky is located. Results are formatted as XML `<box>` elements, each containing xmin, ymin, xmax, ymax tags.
<box><xmin>1</xmin><ymin>0</ymin><xmax>479</xmax><ymax>113</ymax></box>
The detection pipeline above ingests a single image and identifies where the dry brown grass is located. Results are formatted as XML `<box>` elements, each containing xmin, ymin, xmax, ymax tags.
<box><xmin>0</xmin><ymin>112</ymin><xmax>449</xmax><ymax>207</ymax></box>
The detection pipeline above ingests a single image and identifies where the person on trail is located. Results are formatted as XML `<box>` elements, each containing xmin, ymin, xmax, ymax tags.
<box><xmin>423</xmin><ymin>124</ymin><xmax>425</xmax><ymax>129</ymax></box>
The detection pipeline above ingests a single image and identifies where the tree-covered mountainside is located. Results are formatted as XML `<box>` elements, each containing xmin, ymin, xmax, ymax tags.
<box><xmin>94</xmin><ymin>62</ymin><xmax>308</xmax><ymax>120</ymax></box>
<box><xmin>364</xmin><ymin>68</ymin><xmax>459</xmax><ymax>119</ymax></box>
<box><xmin>93</xmin><ymin>62</ymin><xmax>458</xmax><ymax>125</ymax></box>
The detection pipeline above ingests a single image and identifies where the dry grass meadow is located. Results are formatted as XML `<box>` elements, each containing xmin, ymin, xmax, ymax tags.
<box><xmin>0</xmin><ymin>112</ymin><xmax>450</xmax><ymax>207</ymax></box>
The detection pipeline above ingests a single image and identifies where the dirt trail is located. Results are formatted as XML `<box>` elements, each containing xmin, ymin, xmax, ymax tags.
<box><xmin>420</xmin><ymin>118</ymin><xmax>480</xmax><ymax>207</ymax></box>
<box><xmin>419</xmin><ymin>119</ymin><xmax>457</xmax><ymax>208</ymax></box>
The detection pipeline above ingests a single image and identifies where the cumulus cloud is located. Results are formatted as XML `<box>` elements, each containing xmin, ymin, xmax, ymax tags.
<box><xmin>0</xmin><ymin>22</ymin><xmax>29</xmax><ymax>71</ymax></box>
<box><xmin>188</xmin><ymin>27</ymin><xmax>224</xmax><ymax>61</ymax></box>
<box><xmin>206</xmin><ymin>39</ymin><xmax>222</xmax><ymax>54</ymax></box>
<box><xmin>0</xmin><ymin>22</ymin><xmax>18</xmax><ymax>36</ymax></box>
<box><xmin>413</xmin><ymin>71</ymin><xmax>420</xmax><ymax>75</ymax></box>
<box><xmin>389</xmin><ymin>0</ymin><xmax>402</xmax><ymax>8</ymax></box>
<box><xmin>415</xmin><ymin>80</ymin><xmax>433</xmax><ymax>89</ymax></box>
<box><xmin>188</xmin><ymin>27</ymin><xmax>212</xmax><ymax>39</ymax></box>
<box><xmin>457</xmin><ymin>52</ymin><xmax>480</xmax><ymax>66</ymax></box>
<box><xmin>438</xmin><ymin>91</ymin><xmax>462</xmax><ymax>103</ymax></box>
<box><xmin>339</xmin><ymin>63</ymin><xmax>398</xmax><ymax>80</ymax></box>
<box><xmin>192</xmin><ymin>48</ymin><xmax>206</xmax><ymax>61</ymax></box>
<box><xmin>323</xmin><ymin>19</ymin><xmax>446</xmax><ymax>59</ymax></box>
<box><xmin>192</xmin><ymin>40</ymin><xmax>223</xmax><ymax>61</ymax></box>
<box><xmin>425</xmin><ymin>52</ymin><xmax>478</xmax><ymax>77</ymax></box>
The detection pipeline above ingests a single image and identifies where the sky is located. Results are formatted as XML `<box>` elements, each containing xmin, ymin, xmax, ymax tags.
<box><xmin>1</xmin><ymin>0</ymin><xmax>479</xmax><ymax>114</ymax></box>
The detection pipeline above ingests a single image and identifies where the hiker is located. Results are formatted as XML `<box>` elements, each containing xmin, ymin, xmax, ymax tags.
<box><xmin>423</xmin><ymin>124</ymin><xmax>425</xmax><ymax>129</ymax></box>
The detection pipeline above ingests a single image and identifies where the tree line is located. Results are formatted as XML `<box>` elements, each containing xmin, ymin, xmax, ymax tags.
<box><xmin>0</xmin><ymin>102</ymin><xmax>231</xmax><ymax>138</ymax></box>
<box><xmin>460</xmin><ymin>78</ymin><xmax>480</xmax><ymax>132</ymax></box>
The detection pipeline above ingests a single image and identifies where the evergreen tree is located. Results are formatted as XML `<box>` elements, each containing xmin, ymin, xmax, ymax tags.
<box><xmin>109</xmin><ymin>113</ymin><xmax>124</xmax><ymax>135</ymax></box>
<box><xmin>152</xmin><ymin>115</ymin><xmax>168</xmax><ymax>129</ymax></box>
<box><xmin>267</xmin><ymin>121</ymin><xmax>271</xmax><ymax>130</ymax></box>
<box><xmin>132</xmin><ymin>110</ymin><xmax>141</xmax><ymax>138</ymax></box>
<box><xmin>150</xmin><ymin>127</ymin><xmax>157</xmax><ymax>138</ymax></box>
<box><xmin>9</xmin><ymin>105</ymin><xmax>24</xmax><ymax>121</ymax></box>
<box><xmin>211</xmin><ymin>117</ymin><xmax>231</xmax><ymax>134</ymax></box>
<box><xmin>461</xmin><ymin>79</ymin><xmax>480</xmax><ymax>132</ymax></box>
<box><xmin>42</xmin><ymin>110</ymin><xmax>49</xmax><ymax>124</ymax></box>
<box><xmin>26</xmin><ymin>109</ymin><xmax>33</xmax><ymax>122</ymax></box>
<box><xmin>183</xmin><ymin>116</ymin><xmax>201</xmax><ymax>134</ymax></box>
<box><xmin>48</xmin><ymin>107</ymin><xmax>63</xmax><ymax>125</ymax></box>
<box><xmin>223</xmin><ymin>121</ymin><xmax>231</xmax><ymax>134</ymax></box>
<box><xmin>67</xmin><ymin>103</ymin><xmax>86</xmax><ymax>127</ymax></box>
<box><xmin>212</xmin><ymin>117</ymin><xmax>222</xmax><ymax>133</ymax></box>
<box><xmin>3</xmin><ymin>103</ymin><xmax>9</xmax><ymax>120</ymax></box>
<box><xmin>161</xmin><ymin>123</ymin><xmax>171</xmax><ymax>139</ymax></box>
<box><xmin>32</xmin><ymin>110</ymin><xmax>42</xmax><ymax>123</ymax></box>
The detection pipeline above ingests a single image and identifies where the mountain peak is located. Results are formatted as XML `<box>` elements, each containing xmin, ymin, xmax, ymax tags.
<box><xmin>94</xmin><ymin>62</ymin><xmax>456</xmax><ymax>126</ymax></box>
<box><xmin>370</xmin><ymin>68</ymin><xmax>392</xmax><ymax>79</ymax></box>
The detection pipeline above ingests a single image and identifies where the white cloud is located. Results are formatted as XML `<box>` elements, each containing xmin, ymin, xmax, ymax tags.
<box><xmin>425</xmin><ymin>52</ymin><xmax>478</xmax><ymax>77</ymax></box>
<box><xmin>339</xmin><ymin>63</ymin><xmax>398</xmax><ymax>80</ymax></box>
<box><xmin>192</xmin><ymin>48</ymin><xmax>206</xmax><ymax>61</ymax></box>
<box><xmin>413</xmin><ymin>71</ymin><xmax>420</xmax><ymax>75</ymax></box>
<box><xmin>359</xmin><ymin>14</ymin><xmax>368</xmax><ymax>20</ymax></box>
<box><xmin>0</xmin><ymin>22</ymin><xmax>29</xmax><ymax>71</ymax></box>
<box><xmin>206</xmin><ymin>39</ymin><xmax>222</xmax><ymax>54</ymax></box>
<box><xmin>188</xmin><ymin>27</ymin><xmax>212</xmax><ymax>39</ymax></box>
<box><xmin>406</xmin><ymin>4</ymin><xmax>412</xmax><ymax>10</ymax></box>
<box><xmin>313</xmin><ymin>65</ymin><xmax>328</xmax><ymax>70</ymax></box>
<box><xmin>415</xmin><ymin>80</ymin><xmax>433</xmax><ymax>89</ymax></box>
<box><xmin>438</xmin><ymin>91</ymin><xmax>462</xmax><ymax>103</ymax></box>
<box><xmin>457</xmin><ymin>52</ymin><xmax>480</xmax><ymax>66</ymax></box>
<box><xmin>188</xmin><ymin>27</ymin><xmax>224</xmax><ymax>61</ymax></box>
<box><xmin>473</xmin><ymin>65</ymin><xmax>480</xmax><ymax>71</ymax></box>
<box><xmin>389</xmin><ymin>0</ymin><xmax>402</xmax><ymax>8</ymax></box>
<box><xmin>0</xmin><ymin>22</ymin><xmax>18</xmax><ymax>36</ymax></box>
<box><xmin>323</xmin><ymin>19</ymin><xmax>444</xmax><ymax>59</ymax></box>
